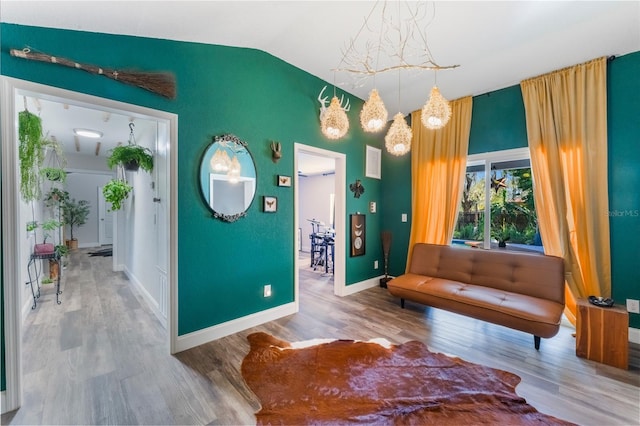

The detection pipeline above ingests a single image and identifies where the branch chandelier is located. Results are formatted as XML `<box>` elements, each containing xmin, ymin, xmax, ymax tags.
<box><xmin>323</xmin><ymin>0</ymin><xmax>459</xmax><ymax>155</ymax></box>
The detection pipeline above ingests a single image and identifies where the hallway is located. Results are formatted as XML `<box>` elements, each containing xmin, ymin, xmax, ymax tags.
<box><xmin>2</xmin><ymin>249</ymin><xmax>242</xmax><ymax>425</ymax></box>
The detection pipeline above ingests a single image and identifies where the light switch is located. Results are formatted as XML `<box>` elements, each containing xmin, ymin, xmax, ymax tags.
<box><xmin>401</xmin><ymin>213</ymin><xmax>407</xmax><ymax>222</ymax></box>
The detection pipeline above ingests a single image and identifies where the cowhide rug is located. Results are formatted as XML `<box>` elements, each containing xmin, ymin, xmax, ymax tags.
<box><xmin>241</xmin><ymin>332</ymin><xmax>574</xmax><ymax>425</ymax></box>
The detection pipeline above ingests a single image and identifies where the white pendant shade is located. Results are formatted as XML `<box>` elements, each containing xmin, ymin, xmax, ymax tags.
<box><xmin>321</xmin><ymin>96</ymin><xmax>350</xmax><ymax>139</ymax></box>
<box><xmin>421</xmin><ymin>86</ymin><xmax>451</xmax><ymax>130</ymax></box>
<box><xmin>360</xmin><ymin>89</ymin><xmax>388</xmax><ymax>133</ymax></box>
<box><xmin>385</xmin><ymin>112</ymin><xmax>412</xmax><ymax>156</ymax></box>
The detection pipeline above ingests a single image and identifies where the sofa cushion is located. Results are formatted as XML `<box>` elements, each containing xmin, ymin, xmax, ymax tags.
<box><xmin>408</xmin><ymin>244</ymin><xmax>564</xmax><ymax>304</ymax></box>
<box><xmin>389</xmin><ymin>274</ymin><xmax>563</xmax><ymax>325</ymax></box>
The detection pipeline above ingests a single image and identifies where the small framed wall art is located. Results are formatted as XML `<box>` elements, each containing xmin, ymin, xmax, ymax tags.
<box><xmin>350</xmin><ymin>213</ymin><xmax>366</xmax><ymax>257</ymax></box>
<box><xmin>277</xmin><ymin>175</ymin><xmax>291</xmax><ymax>187</ymax></box>
<box><xmin>263</xmin><ymin>196</ymin><xmax>278</xmax><ymax>213</ymax></box>
<box><xmin>365</xmin><ymin>145</ymin><xmax>381</xmax><ymax>179</ymax></box>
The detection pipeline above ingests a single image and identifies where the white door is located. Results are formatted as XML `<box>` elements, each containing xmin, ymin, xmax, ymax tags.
<box><xmin>154</xmin><ymin>121</ymin><xmax>169</xmax><ymax>320</ymax></box>
<box><xmin>98</xmin><ymin>186</ymin><xmax>114</xmax><ymax>245</ymax></box>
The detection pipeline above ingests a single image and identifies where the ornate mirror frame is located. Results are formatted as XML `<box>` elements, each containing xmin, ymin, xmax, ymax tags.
<box><xmin>199</xmin><ymin>133</ymin><xmax>257</xmax><ymax>222</ymax></box>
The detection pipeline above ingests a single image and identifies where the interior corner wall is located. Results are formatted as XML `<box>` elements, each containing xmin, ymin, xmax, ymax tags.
<box><xmin>381</xmin><ymin>51</ymin><xmax>640</xmax><ymax>330</ymax></box>
<box><xmin>0</xmin><ymin>23</ymin><xmax>386</xmax><ymax>338</ymax></box>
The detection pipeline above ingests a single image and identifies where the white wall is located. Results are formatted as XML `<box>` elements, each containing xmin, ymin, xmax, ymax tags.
<box><xmin>298</xmin><ymin>173</ymin><xmax>335</xmax><ymax>252</ymax></box>
<box><xmin>65</xmin><ymin>172</ymin><xmax>112</xmax><ymax>248</ymax></box>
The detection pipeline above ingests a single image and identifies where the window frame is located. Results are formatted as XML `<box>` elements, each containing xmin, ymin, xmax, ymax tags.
<box><xmin>465</xmin><ymin>147</ymin><xmax>531</xmax><ymax>250</ymax></box>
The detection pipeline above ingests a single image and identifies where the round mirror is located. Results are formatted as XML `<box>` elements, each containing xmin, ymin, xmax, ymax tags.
<box><xmin>199</xmin><ymin>134</ymin><xmax>257</xmax><ymax>222</ymax></box>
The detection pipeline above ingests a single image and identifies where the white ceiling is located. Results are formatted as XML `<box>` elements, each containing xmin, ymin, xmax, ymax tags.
<box><xmin>3</xmin><ymin>0</ymin><xmax>639</xmax><ymax>172</ymax></box>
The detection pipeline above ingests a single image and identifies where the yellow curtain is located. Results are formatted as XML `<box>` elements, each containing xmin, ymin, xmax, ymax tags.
<box><xmin>406</xmin><ymin>96</ymin><xmax>473</xmax><ymax>268</ymax></box>
<box><xmin>520</xmin><ymin>57</ymin><xmax>611</xmax><ymax>325</ymax></box>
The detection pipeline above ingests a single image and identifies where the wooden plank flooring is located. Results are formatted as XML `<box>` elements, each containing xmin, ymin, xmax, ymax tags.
<box><xmin>2</xmin><ymin>249</ymin><xmax>639</xmax><ymax>425</ymax></box>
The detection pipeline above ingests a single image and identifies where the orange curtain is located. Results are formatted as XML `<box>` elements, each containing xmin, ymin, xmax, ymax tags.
<box><xmin>520</xmin><ymin>57</ymin><xmax>611</xmax><ymax>325</ymax></box>
<box><xmin>406</xmin><ymin>96</ymin><xmax>473</xmax><ymax>268</ymax></box>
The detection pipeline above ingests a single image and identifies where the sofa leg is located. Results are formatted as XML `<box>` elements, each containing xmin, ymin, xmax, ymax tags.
<box><xmin>400</xmin><ymin>298</ymin><xmax>405</xmax><ymax>309</ymax></box>
<box><xmin>534</xmin><ymin>335</ymin><xmax>541</xmax><ymax>350</ymax></box>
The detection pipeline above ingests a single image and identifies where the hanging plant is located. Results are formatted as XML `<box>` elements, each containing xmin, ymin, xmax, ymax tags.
<box><xmin>106</xmin><ymin>123</ymin><xmax>153</xmax><ymax>172</ymax></box>
<box><xmin>26</xmin><ymin>221</ymin><xmax>38</xmax><ymax>232</ymax></box>
<box><xmin>18</xmin><ymin>109</ymin><xmax>45</xmax><ymax>202</ymax></box>
<box><xmin>40</xmin><ymin>137</ymin><xmax>67</xmax><ymax>182</ymax></box>
<box><xmin>107</xmin><ymin>144</ymin><xmax>154</xmax><ymax>172</ymax></box>
<box><xmin>40</xmin><ymin>167</ymin><xmax>67</xmax><ymax>182</ymax></box>
<box><xmin>102</xmin><ymin>179</ymin><xmax>133</xmax><ymax>211</ymax></box>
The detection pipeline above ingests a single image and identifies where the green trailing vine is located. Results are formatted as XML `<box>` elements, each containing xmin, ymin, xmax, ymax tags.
<box><xmin>102</xmin><ymin>179</ymin><xmax>133</xmax><ymax>211</ymax></box>
<box><xmin>18</xmin><ymin>110</ymin><xmax>45</xmax><ymax>202</ymax></box>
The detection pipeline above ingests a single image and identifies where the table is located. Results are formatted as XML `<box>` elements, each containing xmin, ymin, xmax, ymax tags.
<box><xmin>27</xmin><ymin>252</ymin><xmax>62</xmax><ymax>309</ymax></box>
<box><xmin>576</xmin><ymin>298</ymin><xmax>628</xmax><ymax>369</ymax></box>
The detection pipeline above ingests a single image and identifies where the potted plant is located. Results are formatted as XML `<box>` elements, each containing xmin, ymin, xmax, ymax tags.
<box><xmin>492</xmin><ymin>224</ymin><xmax>511</xmax><ymax>248</ymax></box>
<box><xmin>34</xmin><ymin>218</ymin><xmax>61</xmax><ymax>255</ymax></box>
<box><xmin>62</xmin><ymin>198</ymin><xmax>91</xmax><ymax>250</ymax></box>
<box><xmin>55</xmin><ymin>244</ymin><xmax>69</xmax><ymax>258</ymax></box>
<box><xmin>107</xmin><ymin>144</ymin><xmax>154</xmax><ymax>172</ymax></box>
<box><xmin>103</xmin><ymin>179</ymin><xmax>133</xmax><ymax>211</ymax></box>
<box><xmin>41</xmin><ymin>277</ymin><xmax>54</xmax><ymax>285</ymax></box>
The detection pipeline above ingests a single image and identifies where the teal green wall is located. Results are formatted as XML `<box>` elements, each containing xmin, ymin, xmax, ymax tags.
<box><xmin>381</xmin><ymin>52</ymin><xmax>640</xmax><ymax>329</ymax></box>
<box><xmin>468</xmin><ymin>86</ymin><xmax>528</xmax><ymax>154</ymax></box>
<box><xmin>608</xmin><ymin>52</ymin><xmax>640</xmax><ymax>329</ymax></box>
<box><xmin>0</xmin><ymin>23</ymin><xmax>385</xmax><ymax>337</ymax></box>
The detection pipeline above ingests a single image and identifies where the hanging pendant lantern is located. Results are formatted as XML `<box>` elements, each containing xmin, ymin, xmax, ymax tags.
<box><xmin>360</xmin><ymin>89</ymin><xmax>388</xmax><ymax>132</ymax></box>
<box><xmin>421</xmin><ymin>86</ymin><xmax>451</xmax><ymax>130</ymax></box>
<box><xmin>385</xmin><ymin>112</ymin><xmax>412</xmax><ymax>156</ymax></box>
<box><xmin>321</xmin><ymin>96</ymin><xmax>350</xmax><ymax>139</ymax></box>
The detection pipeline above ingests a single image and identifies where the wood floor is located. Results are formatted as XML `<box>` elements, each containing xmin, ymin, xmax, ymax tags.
<box><xmin>2</xmin><ymin>249</ymin><xmax>639</xmax><ymax>425</ymax></box>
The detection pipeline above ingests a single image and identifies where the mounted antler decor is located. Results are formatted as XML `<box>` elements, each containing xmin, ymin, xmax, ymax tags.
<box><xmin>10</xmin><ymin>47</ymin><xmax>176</xmax><ymax>99</ymax></box>
<box><xmin>270</xmin><ymin>141</ymin><xmax>282</xmax><ymax>163</ymax></box>
<box><xmin>318</xmin><ymin>85</ymin><xmax>350</xmax><ymax>140</ymax></box>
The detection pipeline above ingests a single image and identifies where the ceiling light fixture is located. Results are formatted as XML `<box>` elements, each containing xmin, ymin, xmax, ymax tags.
<box><xmin>334</xmin><ymin>0</ymin><xmax>459</xmax><ymax>143</ymax></box>
<box><xmin>318</xmin><ymin>84</ymin><xmax>350</xmax><ymax>140</ymax></box>
<box><xmin>360</xmin><ymin>88</ymin><xmax>388</xmax><ymax>133</ymax></box>
<box><xmin>73</xmin><ymin>128</ymin><xmax>103</xmax><ymax>138</ymax></box>
<box><xmin>421</xmin><ymin>75</ymin><xmax>451</xmax><ymax>130</ymax></box>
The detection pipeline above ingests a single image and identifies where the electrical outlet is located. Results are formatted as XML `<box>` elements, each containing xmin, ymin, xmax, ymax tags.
<box><xmin>263</xmin><ymin>284</ymin><xmax>272</xmax><ymax>298</ymax></box>
<box><xmin>626</xmin><ymin>299</ymin><xmax>640</xmax><ymax>314</ymax></box>
<box><xmin>401</xmin><ymin>213</ymin><xmax>408</xmax><ymax>222</ymax></box>
<box><xmin>374</xmin><ymin>260</ymin><xmax>379</xmax><ymax>269</ymax></box>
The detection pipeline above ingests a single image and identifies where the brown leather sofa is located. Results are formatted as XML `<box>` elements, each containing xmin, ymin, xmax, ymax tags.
<box><xmin>387</xmin><ymin>243</ymin><xmax>565</xmax><ymax>350</ymax></box>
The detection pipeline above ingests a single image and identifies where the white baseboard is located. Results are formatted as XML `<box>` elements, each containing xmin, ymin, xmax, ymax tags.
<box><xmin>629</xmin><ymin>327</ymin><xmax>640</xmax><ymax>344</ymax></box>
<box><xmin>175</xmin><ymin>302</ymin><xmax>297</xmax><ymax>352</ymax></box>
<box><xmin>340</xmin><ymin>276</ymin><xmax>382</xmax><ymax>296</ymax></box>
<box><xmin>123</xmin><ymin>266</ymin><xmax>166</xmax><ymax>328</ymax></box>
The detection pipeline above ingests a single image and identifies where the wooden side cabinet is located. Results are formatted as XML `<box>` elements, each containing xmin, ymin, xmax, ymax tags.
<box><xmin>576</xmin><ymin>298</ymin><xmax>628</xmax><ymax>369</ymax></box>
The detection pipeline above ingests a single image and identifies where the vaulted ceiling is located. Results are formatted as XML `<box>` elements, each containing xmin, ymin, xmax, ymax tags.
<box><xmin>3</xmin><ymin>1</ymin><xmax>639</xmax><ymax>167</ymax></box>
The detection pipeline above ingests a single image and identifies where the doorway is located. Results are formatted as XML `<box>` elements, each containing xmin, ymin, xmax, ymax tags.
<box><xmin>1</xmin><ymin>77</ymin><xmax>177</xmax><ymax>412</ymax></box>
<box><xmin>294</xmin><ymin>144</ymin><xmax>346</xmax><ymax>309</ymax></box>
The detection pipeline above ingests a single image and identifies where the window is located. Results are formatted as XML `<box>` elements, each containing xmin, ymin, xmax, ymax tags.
<box><xmin>454</xmin><ymin>148</ymin><xmax>543</xmax><ymax>253</ymax></box>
